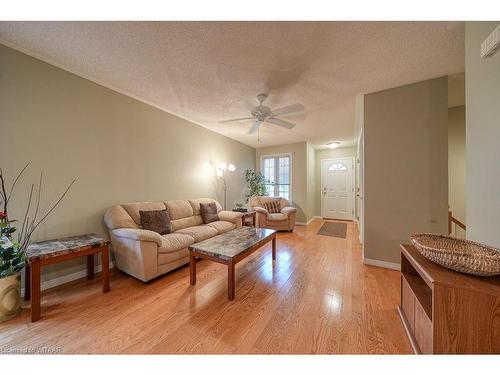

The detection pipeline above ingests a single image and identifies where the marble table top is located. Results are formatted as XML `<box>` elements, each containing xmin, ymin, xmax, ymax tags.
<box><xmin>189</xmin><ymin>227</ymin><xmax>275</xmax><ymax>261</ymax></box>
<box><xmin>26</xmin><ymin>233</ymin><xmax>109</xmax><ymax>262</ymax></box>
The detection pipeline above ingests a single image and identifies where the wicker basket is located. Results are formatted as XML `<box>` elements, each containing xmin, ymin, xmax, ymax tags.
<box><xmin>410</xmin><ymin>233</ymin><xmax>500</xmax><ymax>277</ymax></box>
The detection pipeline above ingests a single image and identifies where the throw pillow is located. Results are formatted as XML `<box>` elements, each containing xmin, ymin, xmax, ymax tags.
<box><xmin>263</xmin><ymin>200</ymin><xmax>281</xmax><ymax>214</ymax></box>
<box><xmin>200</xmin><ymin>202</ymin><xmax>219</xmax><ymax>224</ymax></box>
<box><xmin>139</xmin><ymin>209</ymin><xmax>172</xmax><ymax>235</ymax></box>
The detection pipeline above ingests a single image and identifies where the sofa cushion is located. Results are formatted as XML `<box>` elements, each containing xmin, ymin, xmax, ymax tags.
<box><xmin>200</xmin><ymin>202</ymin><xmax>219</xmax><ymax>224</ymax></box>
<box><xmin>104</xmin><ymin>205</ymin><xmax>139</xmax><ymax>230</ymax></box>
<box><xmin>189</xmin><ymin>198</ymin><xmax>223</xmax><ymax>215</ymax></box>
<box><xmin>263</xmin><ymin>200</ymin><xmax>281</xmax><ymax>213</ymax></box>
<box><xmin>206</xmin><ymin>220</ymin><xmax>236</xmax><ymax>234</ymax></box>
<box><xmin>170</xmin><ymin>215</ymin><xmax>203</xmax><ymax>232</ymax></box>
<box><xmin>158</xmin><ymin>233</ymin><xmax>195</xmax><ymax>254</ymax></box>
<box><xmin>250</xmin><ymin>196</ymin><xmax>291</xmax><ymax>211</ymax></box>
<box><xmin>140</xmin><ymin>209</ymin><xmax>172</xmax><ymax>235</ymax></box>
<box><xmin>175</xmin><ymin>225</ymin><xmax>218</xmax><ymax>242</ymax></box>
<box><xmin>158</xmin><ymin>248</ymin><xmax>189</xmax><ymax>265</ymax></box>
<box><xmin>164</xmin><ymin>200</ymin><xmax>193</xmax><ymax>220</ymax></box>
<box><xmin>268</xmin><ymin>213</ymin><xmax>288</xmax><ymax>222</ymax></box>
<box><xmin>122</xmin><ymin>202</ymin><xmax>166</xmax><ymax>225</ymax></box>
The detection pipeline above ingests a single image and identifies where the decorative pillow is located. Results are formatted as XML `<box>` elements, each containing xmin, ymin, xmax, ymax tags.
<box><xmin>139</xmin><ymin>209</ymin><xmax>171</xmax><ymax>235</ymax></box>
<box><xmin>263</xmin><ymin>200</ymin><xmax>281</xmax><ymax>214</ymax></box>
<box><xmin>200</xmin><ymin>202</ymin><xmax>219</xmax><ymax>224</ymax></box>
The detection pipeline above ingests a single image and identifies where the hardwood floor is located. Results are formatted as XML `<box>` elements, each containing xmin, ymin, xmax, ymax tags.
<box><xmin>0</xmin><ymin>219</ymin><xmax>412</xmax><ymax>354</ymax></box>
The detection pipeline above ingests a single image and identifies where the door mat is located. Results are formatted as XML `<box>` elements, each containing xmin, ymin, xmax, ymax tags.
<box><xmin>317</xmin><ymin>221</ymin><xmax>347</xmax><ymax>238</ymax></box>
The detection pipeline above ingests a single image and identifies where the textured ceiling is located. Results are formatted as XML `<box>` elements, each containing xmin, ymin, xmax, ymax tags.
<box><xmin>0</xmin><ymin>21</ymin><xmax>465</xmax><ymax>148</ymax></box>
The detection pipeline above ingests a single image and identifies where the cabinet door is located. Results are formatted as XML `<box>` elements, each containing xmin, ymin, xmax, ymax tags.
<box><xmin>401</xmin><ymin>276</ymin><xmax>415</xmax><ymax>331</ymax></box>
<box><xmin>415</xmin><ymin>301</ymin><xmax>433</xmax><ymax>354</ymax></box>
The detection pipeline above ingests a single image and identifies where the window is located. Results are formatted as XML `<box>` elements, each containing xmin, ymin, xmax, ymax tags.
<box><xmin>261</xmin><ymin>154</ymin><xmax>291</xmax><ymax>200</ymax></box>
<box><xmin>328</xmin><ymin>162</ymin><xmax>347</xmax><ymax>171</ymax></box>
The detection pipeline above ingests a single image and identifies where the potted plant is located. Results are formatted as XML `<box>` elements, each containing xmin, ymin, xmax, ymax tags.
<box><xmin>0</xmin><ymin>165</ymin><xmax>74</xmax><ymax>322</ymax></box>
<box><xmin>244</xmin><ymin>169</ymin><xmax>270</xmax><ymax>203</ymax></box>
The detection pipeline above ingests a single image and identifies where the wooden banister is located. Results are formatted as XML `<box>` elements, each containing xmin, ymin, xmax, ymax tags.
<box><xmin>448</xmin><ymin>210</ymin><xmax>466</xmax><ymax>235</ymax></box>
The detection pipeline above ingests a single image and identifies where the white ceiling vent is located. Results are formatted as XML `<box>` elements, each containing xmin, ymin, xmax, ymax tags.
<box><xmin>481</xmin><ymin>24</ymin><xmax>500</xmax><ymax>59</ymax></box>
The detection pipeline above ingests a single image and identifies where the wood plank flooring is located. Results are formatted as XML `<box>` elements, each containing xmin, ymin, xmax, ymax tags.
<box><xmin>0</xmin><ymin>219</ymin><xmax>412</xmax><ymax>354</ymax></box>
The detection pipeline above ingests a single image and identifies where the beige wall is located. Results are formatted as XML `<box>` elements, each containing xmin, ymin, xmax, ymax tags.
<box><xmin>0</xmin><ymin>44</ymin><xmax>256</xmax><ymax>283</ymax></box>
<box><xmin>314</xmin><ymin>147</ymin><xmax>357</xmax><ymax>217</ymax></box>
<box><xmin>448</xmin><ymin>105</ymin><xmax>466</xmax><ymax>225</ymax></box>
<box><xmin>256</xmin><ymin>142</ymin><xmax>308</xmax><ymax>222</ymax></box>
<box><xmin>306</xmin><ymin>142</ymin><xmax>316</xmax><ymax>222</ymax></box>
<box><xmin>465</xmin><ymin>22</ymin><xmax>500</xmax><ymax>248</ymax></box>
<box><xmin>363</xmin><ymin>77</ymin><xmax>448</xmax><ymax>265</ymax></box>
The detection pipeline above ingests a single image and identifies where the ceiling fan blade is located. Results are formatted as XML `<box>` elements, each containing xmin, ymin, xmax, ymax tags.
<box><xmin>248</xmin><ymin>121</ymin><xmax>261</xmax><ymax>134</ymax></box>
<box><xmin>219</xmin><ymin>116</ymin><xmax>254</xmax><ymax>124</ymax></box>
<box><xmin>267</xmin><ymin>117</ymin><xmax>295</xmax><ymax>129</ymax></box>
<box><xmin>271</xmin><ymin>103</ymin><xmax>304</xmax><ymax>116</ymax></box>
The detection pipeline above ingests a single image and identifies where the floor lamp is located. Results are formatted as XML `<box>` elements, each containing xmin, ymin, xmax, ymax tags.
<box><xmin>216</xmin><ymin>162</ymin><xmax>235</xmax><ymax>210</ymax></box>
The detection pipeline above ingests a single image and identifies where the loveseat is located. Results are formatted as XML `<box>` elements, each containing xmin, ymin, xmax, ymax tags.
<box><xmin>249</xmin><ymin>196</ymin><xmax>297</xmax><ymax>232</ymax></box>
<box><xmin>104</xmin><ymin>198</ymin><xmax>242</xmax><ymax>282</ymax></box>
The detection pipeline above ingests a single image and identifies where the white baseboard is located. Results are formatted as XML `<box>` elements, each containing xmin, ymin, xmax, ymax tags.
<box><xmin>296</xmin><ymin>216</ymin><xmax>322</xmax><ymax>226</ymax></box>
<box><xmin>21</xmin><ymin>262</ymin><xmax>115</xmax><ymax>297</ymax></box>
<box><xmin>363</xmin><ymin>258</ymin><xmax>401</xmax><ymax>271</ymax></box>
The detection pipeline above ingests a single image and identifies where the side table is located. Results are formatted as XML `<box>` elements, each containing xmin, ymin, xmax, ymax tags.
<box><xmin>233</xmin><ymin>210</ymin><xmax>256</xmax><ymax>227</ymax></box>
<box><xmin>24</xmin><ymin>233</ymin><xmax>110</xmax><ymax>322</ymax></box>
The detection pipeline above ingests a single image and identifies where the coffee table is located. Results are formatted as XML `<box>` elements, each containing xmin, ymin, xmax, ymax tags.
<box><xmin>188</xmin><ymin>227</ymin><xmax>277</xmax><ymax>300</ymax></box>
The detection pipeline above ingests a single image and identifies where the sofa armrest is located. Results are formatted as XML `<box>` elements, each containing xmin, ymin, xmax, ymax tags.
<box><xmin>281</xmin><ymin>206</ymin><xmax>297</xmax><ymax>215</ymax></box>
<box><xmin>112</xmin><ymin>228</ymin><xmax>162</xmax><ymax>246</ymax></box>
<box><xmin>218</xmin><ymin>210</ymin><xmax>243</xmax><ymax>226</ymax></box>
<box><xmin>253</xmin><ymin>206</ymin><xmax>269</xmax><ymax>216</ymax></box>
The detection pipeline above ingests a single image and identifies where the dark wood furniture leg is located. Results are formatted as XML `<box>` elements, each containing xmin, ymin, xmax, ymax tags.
<box><xmin>272</xmin><ymin>236</ymin><xmax>276</xmax><ymax>261</ymax></box>
<box><xmin>102</xmin><ymin>246</ymin><xmax>110</xmax><ymax>293</ymax></box>
<box><xmin>87</xmin><ymin>254</ymin><xmax>94</xmax><ymax>280</ymax></box>
<box><xmin>190</xmin><ymin>252</ymin><xmax>196</xmax><ymax>285</ymax></box>
<box><xmin>24</xmin><ymin>264</ymin><xmax>31</xmax><ymax>301</ymax></box>
<box><xmin>30</xmin><ymin>260</ymin><xmax>41</xmax><ymax>322</ymax></box>
<box><xmin>228</xmin><ymin>261</ymin><xmax>235</xmax><ymax>301</ymax></box>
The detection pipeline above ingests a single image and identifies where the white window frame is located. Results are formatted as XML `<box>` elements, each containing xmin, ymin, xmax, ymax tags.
<box><xmin>260</xmin><ymin>153</ymin><xmax>293</xmax><ymax>201</ymax></box>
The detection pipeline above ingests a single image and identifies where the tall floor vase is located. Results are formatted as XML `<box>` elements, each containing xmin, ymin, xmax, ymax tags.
<box><xmin>0</xmin><ymin>273</ymin><xmax>21</xmax><ymax>322</ymax></box>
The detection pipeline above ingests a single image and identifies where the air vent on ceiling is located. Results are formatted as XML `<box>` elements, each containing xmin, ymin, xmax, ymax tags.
<box><xmin>481</xmin><ymin>24</ymin><xmax>500</xmax><ymax>59</ymax></box>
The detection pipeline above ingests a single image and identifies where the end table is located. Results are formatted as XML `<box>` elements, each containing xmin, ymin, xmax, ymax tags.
<box><xmin>24</xmin><ymin>233</ymin><xmax>110</xmax><ymax>322</ymax></box>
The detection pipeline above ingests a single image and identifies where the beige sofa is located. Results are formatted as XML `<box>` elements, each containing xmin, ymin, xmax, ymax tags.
<box><xmin>104</xmin><ymin>198</ymin><xmax>242</xmax><ymax>282</ymax></box>
<box><xmin>249</xmin><ymin>196</ymin><xmax>297</xmax><ymax>232</ymax></box>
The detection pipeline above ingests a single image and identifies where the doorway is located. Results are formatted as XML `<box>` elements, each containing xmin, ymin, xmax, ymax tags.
<box><xmin>321</xmin><ymin>157</ymin><xmax>355</xmax><ymax>220</ymax></box>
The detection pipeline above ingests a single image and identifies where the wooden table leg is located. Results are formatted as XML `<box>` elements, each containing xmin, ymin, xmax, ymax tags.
<box><xmin>101</xmin><ymin>246</ymin><xmax>110</xmax><ymax>293</ymax></box>
<box><xmin>228</xmin><ymin>261</ymin><xmax>235</xmax><ymax>301</ymax></box>
<box><xmin>87</xmin><ymin>254</ymin><xmax>94</xmax><ymax>280</ymax></box>
<box><xmin>190</xmin><ymin>252</ymin><xmax>196</xmax><ymax>285</ymax></box>
<box><xmin>24</xmin><ymin>264</ymin><xmax>31</xmax><ymax>301</ymax></box>
<box><xmin>30</xmin><ymin>260</ymin><xmax>41</xmax><ymax>322</ymax></box>
<box><xmin>272</xmin><ymin>236</ymin><xmax>276</xmax><ymax>261</ymax></box>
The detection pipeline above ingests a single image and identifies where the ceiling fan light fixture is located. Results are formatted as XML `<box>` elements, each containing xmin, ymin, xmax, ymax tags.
<box><xmin>327</xmin><ymin>142</ymin><xmax>341</xmax><ymax>149</ymax></box>
<box><xmin>219</xmin><ymin>94</ymin><xmax>304</xmax><ymax>135</ymax></box>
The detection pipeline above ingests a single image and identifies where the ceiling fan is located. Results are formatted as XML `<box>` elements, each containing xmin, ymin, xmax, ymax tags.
<box><xmin>219</xmin><ymin>93</ymin><xmax>304</xmax><ymax>134</ymax></box>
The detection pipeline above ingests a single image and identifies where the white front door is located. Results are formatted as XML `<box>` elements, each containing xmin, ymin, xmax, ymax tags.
<box><xmin>321</xmin><ymin>157</ymin><xmax>354</xmax><ymax>220</ymax></box>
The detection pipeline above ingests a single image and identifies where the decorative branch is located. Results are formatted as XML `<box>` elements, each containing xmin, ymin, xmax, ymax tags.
<box><xmin>18</xmin><ymin>183</ymin><xmax>34</xmax><ymax>244</ymax></box>
<box><xmin>20</xmin><ymin>178</ymin><xmax>76</xmax><ymax>251</ymax></box>
<box><xmin>6</xmin><ymin>163</ymin><xmax>30</xmax><ymax>206</ymax></box>
<box><xmin>1</xmin><ymin>165</ymin><xmax>76</xmax><ymax>259</ymax></box>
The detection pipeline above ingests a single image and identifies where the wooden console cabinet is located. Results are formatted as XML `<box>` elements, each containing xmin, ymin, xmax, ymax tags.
<box><xmin>398</xmin><ymin>244</ymin><xmax>500</xmax><ymax>354</ymax></box>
